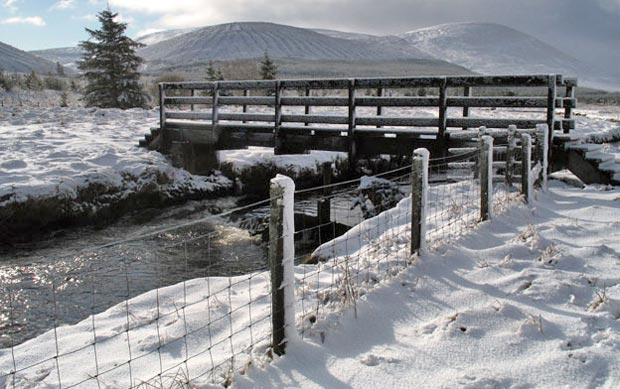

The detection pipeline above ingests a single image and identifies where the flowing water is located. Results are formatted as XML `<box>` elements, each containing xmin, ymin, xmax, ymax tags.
<box><xmin>0</xmin><ymin>197</ymin><xmax>271</xmax><ymax>348</ymax></box>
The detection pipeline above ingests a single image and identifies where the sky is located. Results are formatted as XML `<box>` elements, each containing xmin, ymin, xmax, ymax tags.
<box><xmin>1</xmin><ymin>0</ymin><xmax>619</xmax><ymax>73</ymax></box>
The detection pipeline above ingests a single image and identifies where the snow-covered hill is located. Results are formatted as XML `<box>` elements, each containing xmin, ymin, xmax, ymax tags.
<box><xmin>138</xmin><ymin>22</ymin><xmax>430</xmax><ymax>69</ymax></box>
<box><xmin>0</xmin><ymin>41</ymin><xmax>59</xmax><ymax>74</ymax></box>
<box><xmin>134</xmin><ymin>27</ymin><xmax>199</xmax><ymax>46</ymax></box>
<box><xmin>399</xmin><ymin>22</ymin><xmax>585</xmax><ymax>77</ymax></box>
<box><xmin>29</xmin><ymin>46</ymin><xmax>83</xmax><ymax>72</ymax></box>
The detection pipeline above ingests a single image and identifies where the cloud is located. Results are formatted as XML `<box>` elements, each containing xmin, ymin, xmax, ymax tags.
<box><xmin>51</xmin><ymin>0</ymin><xmax>76</xmax><ymax>10</ymax></box>
<box><xmin>596</xmin><ymin>0</ymin><xmax>620</xmax><ymax>13</ymax></box>
<box><xmin>3</xmin><ymin>0</ymin><xmax>18</xmax><ymax>12</ymax></box>
<box><xmin>1</xmin><ymin>16</ymin><xmax>46</xmax><ymax>26</ymax></box>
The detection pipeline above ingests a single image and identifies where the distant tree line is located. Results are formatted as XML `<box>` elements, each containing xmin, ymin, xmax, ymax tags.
<box><xmin>0</xmin><ymin>69</ymin><xmax>78</xmax><ymax>93</ymax></box>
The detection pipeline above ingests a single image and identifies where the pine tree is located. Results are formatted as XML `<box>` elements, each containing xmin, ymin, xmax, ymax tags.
<box><xmin>78</xmin><ymin>9</ymin><xmax>148</xmax><ymax>109</ymax></box>
<box><xmin>206</xmin><ymin>61</ymin><xmax>224</xmax><ymax>81</ymax></box>
<box><xmin>259</xmin><ymin>51</ymin><xmax>278</xmax><ymax>80</ymax></box>
<box><xmin>56</xmin><ymin>62</ymin><xmax>65</xmax><ymax>77</ymax></box>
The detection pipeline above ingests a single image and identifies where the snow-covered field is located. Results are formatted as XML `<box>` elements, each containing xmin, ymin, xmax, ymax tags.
<box><xmin>1</xmin><ymin>103</ymin><xmax>619</xmax><ymax>387</ymax></box>
<box><xmin>1</xmin><ymin>180</ymin><xmax>619</xmax><ymax>388</ymax></box>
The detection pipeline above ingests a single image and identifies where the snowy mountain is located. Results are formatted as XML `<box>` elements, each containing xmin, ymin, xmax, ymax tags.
<box><xmin>312</xmin><ymin>28</ymin><xmax>434</xmax><ymax>60</ymax></box>
<box><xmin>29</xmin><ymin>46</ymin><xmax>83</xmax><ymax>72</ymax></box>
<box><xmin>138</xmin><ymin>22</ymin><xmax>431</xmax><ymax>69</ymax></box>
<box><xmin>0</xmin><ymin>41</ymin><xmax>59</xmax><ymax>74</ymax></box>
<box><xmin>399</xmin><ymin>22</ymin><xmax>586</xmax><ymax>77</ymax></box>
<box><xmin>134</xmin><ymin>28</ymin><xmax>199</xmax><ymax>46</ymax></box>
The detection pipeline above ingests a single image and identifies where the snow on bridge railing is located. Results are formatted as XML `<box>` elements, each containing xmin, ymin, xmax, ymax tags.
<box><xmin>0</xmin><ymin>125</ymin><xmax>549</xmax><ymax>387</ymax></box>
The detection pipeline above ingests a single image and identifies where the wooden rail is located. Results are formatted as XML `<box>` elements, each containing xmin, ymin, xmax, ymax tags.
<box><xmin>157</xmin><ymin>74</ymin><xmax>577</xmax><ymax>161</ymax></box>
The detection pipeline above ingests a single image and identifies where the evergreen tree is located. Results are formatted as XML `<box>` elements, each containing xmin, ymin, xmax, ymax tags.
<box><xmin>206</xmin><ymin>61</ymin><xmax>224</xmax><ymax>81</ymax></box>
<box><xmin>56</xmin><ymin>62</ymin><xmax>65</xmax><ymax>77</ymax></box>
<box><xmin>259</xmin><ymin>51</ymin><xmax>278</xmax><ymax>80</ymax></box>
<box><xmin>24</xmin><ymin>71</ymin><xmax>43</xmax><ymax>90</ymax></box>
<box><xmin>78</xmin><ymin>9</ymin><xmax>148</xmax><ymax>109</ymax></box>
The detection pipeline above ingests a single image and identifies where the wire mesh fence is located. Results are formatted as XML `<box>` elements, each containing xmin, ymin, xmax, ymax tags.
<box><xmin>0</xmin><ymin>128</ymin><xmax>545</xmax><ymax>388</ymax></box>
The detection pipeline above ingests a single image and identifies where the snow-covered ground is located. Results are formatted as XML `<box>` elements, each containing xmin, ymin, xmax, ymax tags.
<box><xmin>1</xmin><ymin>180</ymin><xmax>618</xmax><ymax>388</ymax></box>
<box><xmin>238</xmin><ymin>181</ymin><xmax>620</xmax><ymax>388</ymax></box>
<box><xmin>1</xmin><ymin>104</ymin><xmax>619</xmax><ymax>387</ymax></box>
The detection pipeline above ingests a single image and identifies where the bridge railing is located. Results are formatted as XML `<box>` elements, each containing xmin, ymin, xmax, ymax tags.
<box><xmin>158</xmin><ymin>74</ymin><xmax>576</xmax><ymax>158</ymax></box>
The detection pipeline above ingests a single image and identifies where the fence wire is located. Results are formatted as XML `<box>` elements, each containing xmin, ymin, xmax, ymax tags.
<box><xmin>1</xmin><ymin>139</ymin><xmax>538</xmax><ymax>388</ymax></box>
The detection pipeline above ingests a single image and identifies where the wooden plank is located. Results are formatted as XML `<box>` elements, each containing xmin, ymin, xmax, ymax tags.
<box><xmin>218</xmin><ymin>96</ymin><xmax>274</xmax><ymax>105</ymax></box>
<box><xmin>445</xmin><ymin>75</ymin><xmax>552</xmax><ymax>87</ymax></box>
<box><xmin>165</xmin><ymin>96</ymin><xmax>213</xmax><ymax>105</ymax></box>
<box><xmin>218</xmin><ymin>113</ymin><xmax>275</xmax><ymax>122</ymax></box>
<box><xmin>279</xmin><ymin>126</ymin><xmax>344</xmax><ymax>136</ymax></box>
<box><xmin>166</xmin><ymin>111</ymin><xmax>212</xmax><ymax>120</ymax></box>
<box><xmin>280</xmin><ymin>79</ymin><xmax>350</xmax><ymax>89</ymax></box>
<box><xmin>355</xmin><ymin>77</ymin><xmax>445</xmax><ymax>88</ymax></box>
<box><xmin>281</xmin><ymin>114</ymin><xmax>349</xmax><ymax>125</ymax></box>
<box><xmin>448</xmin><ymin>96</ymin><xmax>547</xmax><ymax>108</ymax></box>
<box><xmin>356</xmin><ymin>96</ymin><xmax>439</xmax><ymax>107</ymax></box>
<box><xmin>446</xmin><ymin>118</ymin><xmax>546</xmax><ymax>129</ymax></box>
<box><xmin>355</xmin><ymin>127</ymin><xmax>438</xmax><ymax>138</ymax></box>
<box><xmin>356</xmin><ymin>117</ymin><xmax>439</xmax><ymax>127</ymax></box>
<box><xmin>218</xmin><ymin>123</ymin><xmax>275</xmax><ymax>133</ymax></box>
<box><xmin>280</xmin><ymin>97</ymin><xmax>348</xmax><ymax>106</ymax></box>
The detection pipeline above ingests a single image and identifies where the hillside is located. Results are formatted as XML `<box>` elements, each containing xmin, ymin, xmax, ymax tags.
<box><xmin>138</xmin><ymin>22</ymin><xmax>431</xmax><ymax>70</ymax></box>
<box><xmin>29</xmin><ymin>46</ymin><xmax>83</xmax><ymax>72</ymax></box>
<box><xmin>134</xmin><ymin>27</ymin><xmax>199</xmax><ymax>46</ymax></box>
<box><xmin>0</xmin><ymin>41</ymin><xmax>59</xmax><ymax>74</ymax></box>
<box><xmin>399</xmin><ymin>22</ymin><xmax>585</xmax><ymax>77</ymax></box>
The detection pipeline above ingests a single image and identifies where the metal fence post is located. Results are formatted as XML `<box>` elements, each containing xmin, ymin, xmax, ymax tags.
<box><xmin>269</xmin><ymin>174</ymin><xmax>296</xmax><ymax>355</ymax></box>
<box><xmin>411</xmin><ymin>148</ymin><xmax>429</xmax><ymax>256</ymax></box>
<box><xmin>480</xmin><ymin>135</ymin><xmax>493</xmax><ymax>221</ymax></box>
<box><xmin>521</xmin><ymin>133</ymin><xmax>532</xmax><ymax>202</ymax></box>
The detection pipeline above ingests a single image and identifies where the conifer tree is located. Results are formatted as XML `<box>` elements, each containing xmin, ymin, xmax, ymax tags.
<box><xmin>78</xmin><ymin>9</ymin><xmax>148</xmax><ymax>109</ymax></box>
<box><xmin>259</xmin><ymin>51</ymin><xmax>278</xmax><ymax>80</ymax></box>
<box><xmin>206</xmin><ymin>61</ymin><xmax>224</xmax><ymax>81</ymax></box>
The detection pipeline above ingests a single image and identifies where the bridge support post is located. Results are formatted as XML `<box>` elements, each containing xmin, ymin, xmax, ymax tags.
<box><xmin>411</xmin><ymin>148</ymin><xmax>429</xmax><ymax>256</ymax></box>
<box><xmin>348</xmin><ymin>79</ymin><xmax>357</xmax><ymax>172</ymax></box>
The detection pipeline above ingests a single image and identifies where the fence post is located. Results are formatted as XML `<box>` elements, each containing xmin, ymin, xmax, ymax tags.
<box><xmin>348</xmin><ymin>78</ymin><xmax>357</xmax><ymax>169</ymax></box>
<box><xmin>480</xmin><ymin>135</ymin><xmax>493</xmax><ymax>221</ymax></box>
<box><xmin>438</xmin><ymin>77</ymin><xmax>448</xmax><ymax>155</ymax></box>
<box><xmin>547</xmin><ymin>74</ymin><xmax>557</xmax><ymax>162</ymax></box>
<box><xmin>318</xmin><ymin>162</ymin><xmax>332</xmax><ymax>243</ymax></box>
<box><xmin>274</xmin><ymin>80</ymin><xmax>284</xmax><ymax>155</ymax></box>
<box><xmin>521</xmin><ymin>133</ymin><xmax>532</xmax><ymax>202</ymax></box>
<box><xmin>506</xmin><ymin>125</ymin><xmax>516</xmax><ymax>187</ymax></box>
<box><xmin>564</xmin><ymin>79</ymin><xmax>575</xmax><ymax>134</ymax></box>
<box><xmin>537</xmin><ymin>124</ymin><xmax>549</xmax><ymax>189</ymax></box>
<box><xmin>190</xmin><ymin>88</ymin><xmax>195</xmax><ymax>111</ymax></box>
<box><xmin>242</xmin><ymin>89</ymin><xmax>249</xmax><ymax>123</ymax></box>
<box><xmin>376</xmin><ymin>87</ymin><xmax>383</xmax><ymax>129</ymax></box>
<box><xmin>211</xmin><ymin>82</ymin><xmax>220</xmax><ymax>140</ymax></box>
<box><xmin>304</xmin><ymin>87</ymin><xmax>310</xmax><ymax>127</ymax></box>
<box><xmin>159</xmin><ymin>83</ymin><xmax>166</xmax><ymax>131</ymax></box>
<box><xmin>269</xmin><ymin>174</ymin><xmax>296</xmax><ymax>356</ymax></box>
<box><xmin>462</xmin><ymin>86</ymin><xmax>472</xmax><ymax>130</ymax></box>
<box><xmin>410</xmin><ymin>148</ymin><xmax>429</xmax><ymax>256</ymax></box>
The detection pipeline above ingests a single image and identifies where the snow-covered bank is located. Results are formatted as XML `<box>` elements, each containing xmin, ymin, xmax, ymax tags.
<box><xmin>237</xmin><ymin>181</ymin><xmax>620</xmax><ymax>388</ymax></box>
<box><xmin>0</xmin><ymin>107</ymin><xmax>232</xmax><ymax>241</ymax></box>
<box><xmin>1</xmin><ymin>180</ymin><xmax>618</xmax><ymax>388</ymax></box>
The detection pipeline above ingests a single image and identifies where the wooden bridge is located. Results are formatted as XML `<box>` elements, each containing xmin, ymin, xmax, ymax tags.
<box><xmin>141</xmin><ymin>74</ymin><xmax>577</xmax><ymax>174</ymax></box>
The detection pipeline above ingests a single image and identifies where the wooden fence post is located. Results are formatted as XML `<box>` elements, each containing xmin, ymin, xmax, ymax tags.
<box><xmin>462</xmin><ymin>86</ymin><xmax>472</xmax><ymax>130</ymax></box>
<box><xmin>348</xmin><ymin>79</ymin><xmax>357</xmax><ymax>169</ymax></box>
<box><xmin>242</xmin><ymin>89</ymin><xmax>249</xmax><ymax>123</ymax></box>
<box><xmin>159</xmin><ymin>83</ymin><xmax>166</xmax><ymax>131</ymax></box>
<box><xmin>537</xmin><ymin>124</ymin><xmax>549</xmax><ymax>189</ymax></box>
<box><xmin>506</xmin><ymin>125</ymin><xmax>517</xmax><ymax>187</ymax></box>
<box><xmin>274</xmin><ymin>81</ymin><xmax>284</xmax><ymax>155</ymax></box>
<box><xmin>376</xmin><ymin>87</ymin><xmax>383</xmax><ymax>129</ymax></box>
<box><xmin>521</xmin><ymin>133</ymin><xmax>532</xmax><ymax>202</ymax></box>
<box><xmin>564</xmin><ymin>81</ymin><xmax>575</xmax><ymax>134</ymax></box>
<box><xmin>269</xmin><ymin>174</ymin><xmax>296</xmax><ymax>356</ymax></box>
<box><xmin>318</xmin><ymin>162</ymin><xmax>333</xmax><ymax>243</ymax></box>
<box><xmin>190</xmin><ymin>88</ymin><xmax>195</xmax><ymax>111</ymax></box>
<box><xmin>211</xmin><ymin>82</ymin><xmax>220</xmax><ymax>140</ymax></box>
<box><xmin>411</xmin><ymin>148</ymin><xmax>429</xmax><ymax>256</ymax></box>
<box><xmin>304</xmin><ymin>87</ymin><xmax>310</xmax><ymax>127</ymax></box>
<box><xmin>437</xmin><ymin>77</ymin><xmax>448</xmax><ymax>158</ymax></box>
<box><xmin>480</xmin><ymin>135</ymin><xmax>493</xmax><ymax>221</ymax></box>
<box><xmin>547</xmin><ymin>74</ymin><xmax>557</xmax><ymax>161</ymax></box>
